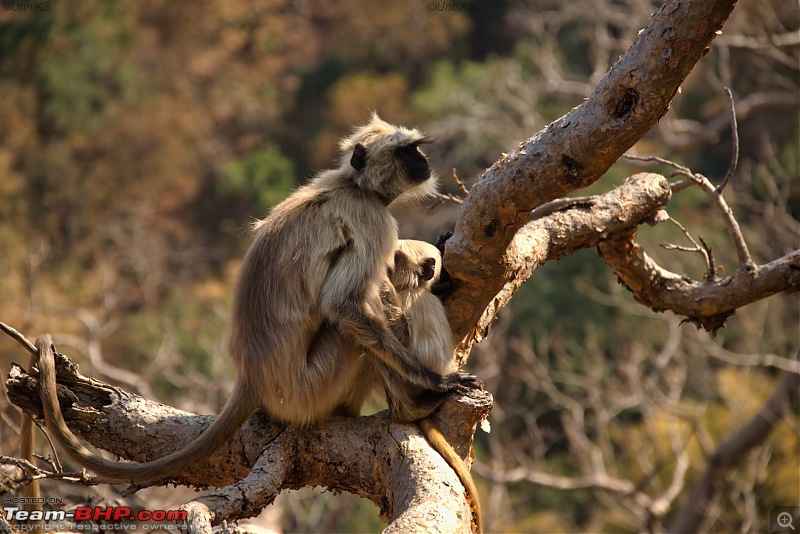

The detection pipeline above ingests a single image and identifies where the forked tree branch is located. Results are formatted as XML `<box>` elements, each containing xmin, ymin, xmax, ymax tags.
<box><xmin>444</xmin><ymin>0</ymin><xmax>739</xmax><ymax>347</ymax></box>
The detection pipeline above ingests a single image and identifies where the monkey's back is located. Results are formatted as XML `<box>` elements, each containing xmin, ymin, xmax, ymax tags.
<box><xmin>228</xmin><ymin>174</ymin><xmax>398</xmax><ymax>423</ymax></box>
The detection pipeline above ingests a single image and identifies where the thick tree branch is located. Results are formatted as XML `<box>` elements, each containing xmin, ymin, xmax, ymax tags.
<box><xmin>458</xmin><ymin>172</ymin><xmax>672</xmax><ymax>351</ymax></box>
<box><xmin>5</xmin><ymin>356</ymin><xmax>260</xmax><ymax>489</ymax></box>
<box><xmin>443</xmin><ymin>0</ymin><xmax>738</xmax><ymax>345</ymax></box>
<box><xmin>4</xmin><ymin>353</ymin><xmax>491</xmax><ymax>532</ymax></box>
<box><xmin>597</xmin><ymin>231</ymin><xmax>800</xmax><ymax>332</ymax></box>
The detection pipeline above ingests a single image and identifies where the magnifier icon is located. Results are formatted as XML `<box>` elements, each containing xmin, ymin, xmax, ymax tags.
<box><xmin>778</xmin><ymin>512</ymin><xmax>796</xmax><ymax>531</ymax></box>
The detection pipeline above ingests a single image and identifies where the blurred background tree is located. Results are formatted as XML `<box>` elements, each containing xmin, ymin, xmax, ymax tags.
<box><xmin>0</xmin><ymin>0</ymin><xmax>797</xmax><ymax>532</ymax></box>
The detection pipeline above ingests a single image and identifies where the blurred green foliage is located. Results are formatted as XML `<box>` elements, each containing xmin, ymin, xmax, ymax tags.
<box><xmin>36</xmin><ymin>4</ymin><xmax>137</xmax><ymax>134</ymax></box>
<box><xmin>219</xmin><ymin>145</ymin><xmax>295</xmax><ymax>214</ymax></box>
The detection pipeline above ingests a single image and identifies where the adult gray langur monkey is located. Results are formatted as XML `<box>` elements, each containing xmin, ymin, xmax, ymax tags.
<box><xmin>35</xmin><ymin>114</ymin><xmax>481</xmax><ymax>483</ymax></box>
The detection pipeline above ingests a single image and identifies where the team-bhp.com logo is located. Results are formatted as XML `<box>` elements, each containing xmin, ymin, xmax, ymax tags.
<box><xmin>4</xmin><ymin>505</ymin><xmax>187</xmax><ymax>528</ymax></box>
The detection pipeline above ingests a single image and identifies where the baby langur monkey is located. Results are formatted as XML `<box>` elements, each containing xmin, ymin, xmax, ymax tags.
<box><xmin>34</xmin><ymin>114</ymin><xmax>480</xmax><ymax>484</ymax></box>
<box><xmin>384</xmin><ymin>239</ymin><xmax>483</xmax><ymax>534</ymax></box>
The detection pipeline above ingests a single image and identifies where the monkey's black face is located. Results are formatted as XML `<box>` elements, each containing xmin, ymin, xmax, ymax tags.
<box><xmin>396</xmin><ymin>143</ymin><xmax>431</xmax><ymax>184</ymax></box>
<box><xmin>418</xmin><ymin>257</ymin><xmax>436</xmax><ymax>282</ymax></box>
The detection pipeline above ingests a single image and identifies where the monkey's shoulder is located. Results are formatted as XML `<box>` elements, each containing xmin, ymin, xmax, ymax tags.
<box><xmin>249</xmin><ymin>182</ymin><xmax>396</xmax><ymax>273</ymax></box>
<box><xmin>266</xmin><ymin>178</ymin><xmax>387</xmax><ymax>219</ymax></box>
<box><xmin>295</xmin><ymin>183</ymin><xmax>397</xmax><ymax>238</ymax></box>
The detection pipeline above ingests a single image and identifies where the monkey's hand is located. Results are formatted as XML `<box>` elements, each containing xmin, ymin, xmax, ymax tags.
<box><xmin>436</xmin><ymin>371</ymin><xmax>483</xmax><ymax>395</ymax></box>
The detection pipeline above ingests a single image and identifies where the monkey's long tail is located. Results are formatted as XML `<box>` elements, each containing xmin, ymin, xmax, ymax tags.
<box><xmin>36</xmin><ymin>334</ymin><xmax>258</xmax><ymax>483</ymax></box>
<box><xmin>418</xmin><ymin>417</ymin><xmax>483</xmax><ymax>534</ymax></box>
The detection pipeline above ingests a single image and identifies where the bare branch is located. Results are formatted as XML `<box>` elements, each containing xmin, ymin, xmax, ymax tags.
<box><xmin>692</xmin><ymin>330</ymin><xmax>800</xmax><ymax>374</ymax></box>
<box><xmin>659</xmin><ymin>91</ymin><xmax>800</xmax><ymax>150</ymax></box>
<box><xmin>597</xmin><ymin>231</ymin><xmax>800</xmax><ymax>332</ymax></box>
<box><xmin>428</xmin><ymin>191</ymin><xmax>464</xmax><ymax>208</ymax></box>
<box><xmin>0</xmin><ymin>456</ymin><xmax>93</xmax><ymax>487</ymax></box>
<box><xmin>623</xmin><ymin>153</ymin><xmax>692</xmax><ymax>175</ymax></box>
<box><xmin>715</xmin><ymin>87</ymin><xmax>739</xmax><ymax>193</ymax></box>
<box><xmin>474</xmin><ymin>462</ymin><xmax>636</xmax><ymax>494</ymax></box>
<box><xmin>697</xmin><ymin>237</ymin><xmax>718</xmax><ymax>283</ymax></box>
<box><xmin>719</xmin><ymin>31</ymin><xmax>800</xmax><ymax>49</ymax></box>
<box><xmin>624</xmin><ymin>150</ymin><xmax>756</xmax><ymax>273</ymax></box>
<box><xmin>427</xmin><ymin>169</ymin><xmax>471</xmax><ymax>208</ymax></box>
<box><xmin>0</xmin><ymin>322</ymin><xmax>37</xmax><ymax>355</ymax></box>
<box><xmin>528</xmin><ymin>197</ymin><xmax>595</xmax><ymax>221</ymax></box>
<box><xmin>690</xmin><ymin>172</ymin><xmax>755</xmax><ymax>272</ymax></box>
<box><xmin>660</xmin><ymin>216</ymin><xmax>713</xmax><ymax>278</ymax></box>
<box><xmin>452</xmin><ymin>168</ymin><xmax>470</xmax><ymax>196</ymax></box>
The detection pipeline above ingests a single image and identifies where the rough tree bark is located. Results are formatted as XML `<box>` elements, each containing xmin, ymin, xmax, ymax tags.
<box><xmin>5</xmin><ymin>354</ymin><xmax>491</xmax><ymax>532</ymax></box>
<box><xmin>7</xmin><ymin>0</ymin><xmax>797</xmax><ymax>532</ymax></box>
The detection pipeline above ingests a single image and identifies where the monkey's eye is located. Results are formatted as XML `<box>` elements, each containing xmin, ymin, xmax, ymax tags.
<box><xmin>395</xmin><ymin>144</ymin><xmax>421</xmax><ymax>157</ymax></box>
<box><xmin>419</xmin><ymin>258</ymin><xmax>436</xmax><ymax>282</ymax></box>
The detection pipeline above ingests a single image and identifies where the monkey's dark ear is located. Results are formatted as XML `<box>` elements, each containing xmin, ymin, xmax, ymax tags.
<box><xmin>351</xmin><ymin>143</ymin><xmax>367</xmax><ymax>172</ymax></box>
